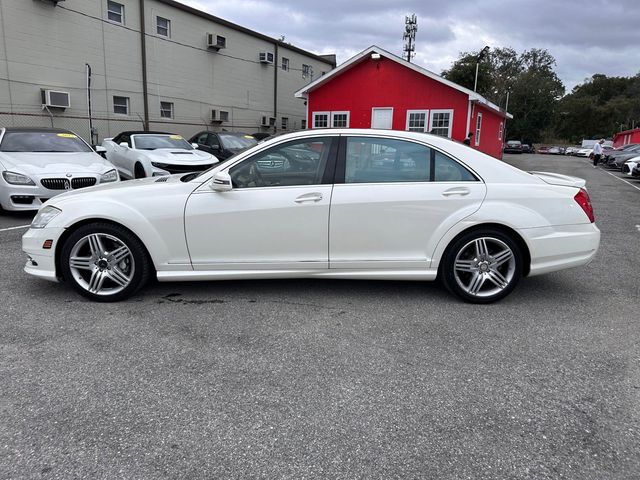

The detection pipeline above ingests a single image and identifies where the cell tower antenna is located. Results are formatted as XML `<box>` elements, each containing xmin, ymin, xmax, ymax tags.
<box><xmin>403</xmin><ymin>14</ymin><xmax>418</xmax><ymax>63</ymax></box>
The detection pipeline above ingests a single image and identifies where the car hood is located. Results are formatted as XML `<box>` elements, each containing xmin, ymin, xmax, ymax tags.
<box><xmin>136</xmin><ymin>148</ymin><xmax>217</xmax><ymax>164</ymax></box>
<box><xmin>0</xmin><ymin>152</ymin><xmax>113</xmax><ymax>175</ymax></box>
<box><xmin>528</xmin><ymin>171</ymin><xmax>586</xmax><ymax>188</ymax></box>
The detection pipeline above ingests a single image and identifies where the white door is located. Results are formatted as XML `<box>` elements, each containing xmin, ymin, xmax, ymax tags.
<box><xmin>371</xmin><ymin>108</ymin><xmax>393</xmax><ymax>129</ymax></box>
<box><xmin>184</xmin><ymin>136</ymin><xmax>337</xmax><ymax>269</ymax></box>
<box><xmin>330</xmin><ymin>135</ymin><xmax>487</xmax><ymax>269</ymax></box>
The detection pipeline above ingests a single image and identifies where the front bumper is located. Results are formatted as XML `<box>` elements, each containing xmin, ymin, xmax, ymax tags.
<box><xmin>519</xmin><ymin>223</ymin><xmax>600</xmax><ymax>277</ymax></box>
<box><xmin>22</xmin><ymin>226</ymin><xmax>65</xmax><ymax>282</ymax></box>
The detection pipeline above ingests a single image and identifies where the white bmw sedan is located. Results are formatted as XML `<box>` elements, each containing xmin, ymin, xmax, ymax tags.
<box><xmin>101</xmin><ymin>132</ymin><xmax>218</xmax><ymax>179</ymax></box>
<box><xmin>0</xmin><ymin>127</ymin><xmax>119</xmax><ymax>211</ymax></box>
<box><xmin>22</xmin><ymin>129</ymin><xmax>600</xmax><ymax>303</ymax></box>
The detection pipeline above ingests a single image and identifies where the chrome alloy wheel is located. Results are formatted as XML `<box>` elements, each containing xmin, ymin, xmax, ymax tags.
<box><xmin>453</xmin><ymin>237</ymin><xmax>516</xmax><ymax>298</ymax></box>
<box><xmin>68</xmin><ymin>233</ymin><xmax>135</xmax><ymax>296</ymax></box>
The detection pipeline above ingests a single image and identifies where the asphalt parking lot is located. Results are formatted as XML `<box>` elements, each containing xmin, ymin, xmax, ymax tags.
<box><xmin>1</xmin><ymin>154</ymin><xmax>639</xmax><ymax>479</ymax></box>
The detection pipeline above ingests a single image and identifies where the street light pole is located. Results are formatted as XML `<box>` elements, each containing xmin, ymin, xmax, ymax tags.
<box><xmin>474</xmin><ymin>46</ymin><xmax>490</xmax><ymax>93</ymax></box>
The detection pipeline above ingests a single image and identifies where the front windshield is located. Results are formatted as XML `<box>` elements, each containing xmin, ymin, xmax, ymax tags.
<box><xmin>219</xmin><ymin>134</ymin><xmax>258</xmax><ymax>150</ymax></box>
<box><xmin>133</xmin><ymin>135</ymin><xmax>193</xmax><ymax>150</ymax></box>
<box><xmin>0</xmin><ymin>131</ymin><xmax>93</xmax><ymax>152</ymax></box>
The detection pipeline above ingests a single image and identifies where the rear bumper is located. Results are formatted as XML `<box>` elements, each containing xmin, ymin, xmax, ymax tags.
<box><xmin>519</xmin><ymin>223</ymin><xmax>600</xmax><ymax>276</ymax></box>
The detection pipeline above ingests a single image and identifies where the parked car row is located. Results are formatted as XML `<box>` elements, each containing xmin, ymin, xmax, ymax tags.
<box><xmin>0</xmin><ymin>127</ymin><xmax>267</xmax><ymax>211</ymax></box>
<box><xmin>502</xmin><ymin>141</ymin><xmax>534</xmax><ymax>154</ymax></box>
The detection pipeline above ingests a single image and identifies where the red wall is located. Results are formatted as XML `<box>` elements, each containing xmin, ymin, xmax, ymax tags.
<box><xmin>471</xmin><ymin>103</ymin><xmax>505</xmax><ymax>159</ymax></box>
<box><xmin>613</xmin><ymin>128</ymin><xmax>640</xmax><ymax>147</ymax></box>
<box><xmin>306</xmin><ymin>56</ymin><xmax>506</xmax><ymax>159</ymax></box>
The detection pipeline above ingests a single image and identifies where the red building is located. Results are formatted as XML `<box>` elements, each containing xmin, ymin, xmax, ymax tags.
<box><xmin>295</xmin><ymin>46</ymin><xmax>512</xmax><ymax>159</ymax></box>
<box><xmin>613</xmin><ymin>128</ymin><xmax>640</xmax><ymax>147</ymax></box>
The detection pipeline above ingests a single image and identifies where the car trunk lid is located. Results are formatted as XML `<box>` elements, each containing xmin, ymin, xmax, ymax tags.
<box><xmin>528</xmin><ymin>171</ymin><xmax>586</xmax><ymax>189</ymax></box>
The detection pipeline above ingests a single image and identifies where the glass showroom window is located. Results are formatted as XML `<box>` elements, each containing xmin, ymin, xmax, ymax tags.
<box><xmin>331</xmin><ymin>112</ymin><xmax>349</xmax><ymax>128</ymax></box>
<box><xmin>313</xmin><ymin>112</ymin><xmax>329</xmax><ymax>128</ymax></box>
<box><xmin>107</xmin><ymin>1</ymin><xmax>124</xmax><ymax>24</ymax></box>
<box><xmin>430</xmin><ymin>110</ymin><xmax>453</xmax><ymax>137</ymax></box>
<box><xmin>406</xmin><ymin>110</ymin><xmax>428</xmax><ymax>132</ymax></box>
<box><xmin>113</xmin><ymin>96</ymin><xmax>129</xmax><ymax>115</ymax></box>
<box><xmin>157</xmin><ymin>16</ymin><xmax>171</xmax><ymax>37</ymax></box>
<box><xmin>160</xmin><ymin>102</ymin><xmax>174</xmax><ymax>119</ymax></box>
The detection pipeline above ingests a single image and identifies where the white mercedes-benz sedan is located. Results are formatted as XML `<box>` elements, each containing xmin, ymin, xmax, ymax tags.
<box><xmin>101</xmin><ymin>131</ymin><xmax>218</xmax><ymax>179</ymax></box>
<box><xmin>22</xmin><ymin>129</ymin><xmax>600</xmax><ymax>303</ymax></box>
<box><xmin>0</xmin><ymin>127</ymin><xmax>119</xmax><ymax>211</ymax></box>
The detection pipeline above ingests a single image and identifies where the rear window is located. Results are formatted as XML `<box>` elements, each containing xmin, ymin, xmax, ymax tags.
<box><xmin>0</xmin><ymin>131</ymin><xmax>92</xmax><ymax>152</ymax></box>
<box><xmin>219</xmin><ymin>134</ymin><xmax>258</xmax><ymax>150</ymax></box>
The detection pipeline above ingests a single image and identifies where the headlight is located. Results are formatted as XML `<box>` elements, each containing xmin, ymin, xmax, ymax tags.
<box><xmin>31</xmin><ymin>206</ymin><xmax>61</xmax><ymax>229</ymax></box>
<box><xmin>151</xmin><ymin>162</ymin><xmax>169</xmax><ymax>169</ymax></box>
<box><xmin>100</xmin><ymin>169</ymin><xmax>118</xmax><ymax>183</ymax></box>
<box><xmin>2</xmin><ymin>171</ymin><xmax>35</xmax><ymax>185</ymax></box>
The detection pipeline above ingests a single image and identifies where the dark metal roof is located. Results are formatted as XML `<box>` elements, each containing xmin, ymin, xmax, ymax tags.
<box><xmin>156</xmin><ymin>0</ymin><xmax>336</xmax><ymax>67</ymax></box>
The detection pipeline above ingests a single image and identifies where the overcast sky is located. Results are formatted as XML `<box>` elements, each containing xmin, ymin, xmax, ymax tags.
<box><xmin>181</xmin><ymin>0</ymin><xmax>639</xmax><ymax>94</ymax></box>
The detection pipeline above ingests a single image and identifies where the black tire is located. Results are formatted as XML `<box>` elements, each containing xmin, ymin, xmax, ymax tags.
<box><xmin>134</xmin><ymin>163</ymin><xmax>146</xmax><ymax>179</ymax></box>
<box><xmin>440</xmin><ymin>228</ymin><xmax>523</xmax><ymax>304</ymax></box>
<box><xmin>60</xmin><ymin>222</ymin><xmax>152</xmax><ymax>302</ymax></box>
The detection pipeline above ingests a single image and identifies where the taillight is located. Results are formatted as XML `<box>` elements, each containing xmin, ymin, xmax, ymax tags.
<box><xmin>574</xmin><ymin>188</ymin><xmax>595</xmax><ymax>223</ymax></box>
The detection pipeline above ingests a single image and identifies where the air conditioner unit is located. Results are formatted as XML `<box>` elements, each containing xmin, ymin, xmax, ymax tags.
<box><xmin>41</xmin><ymin>89</ymin><xmax>70</xmax><ymax>109</ymax></box>
<box><xmin>261</xmin><ymin>116</ymin><xmax>276</xmax><ymax>127</ymax></box>
<box><xmin>259</xmin><ymin>52</ymin><xmax>274</xmax><ymax>64</ymax></box>
<box><xmin>211</xmin><ymin>109</ymin><xmax>229</xmax><ymax>123</ymax></box>
<box><xmin>207</xmin><ymin>33</ymin><xmax>226</xmax><ymax>50</ymax></box>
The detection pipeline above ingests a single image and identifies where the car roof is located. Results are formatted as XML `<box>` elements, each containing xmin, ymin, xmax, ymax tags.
<box><xmin>118</xmin><ymin>131</ymin><xmax>173</xmax><ymax>136</ymax></box>
<box><xmin>1</xmin><ymin>127</ymin><xmax>77</xmax><ymax>134</ymax></box>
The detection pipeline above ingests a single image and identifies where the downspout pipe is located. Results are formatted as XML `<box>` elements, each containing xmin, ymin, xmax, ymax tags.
<box><xmin>273</xmin><ymin>42</ymin><xmax>278</xmax><ymax>134</ymax></box>
<box><xmin>139</xmin><ymin>0</ymin><xmax>149</xmax><ymax>130</ymax></box>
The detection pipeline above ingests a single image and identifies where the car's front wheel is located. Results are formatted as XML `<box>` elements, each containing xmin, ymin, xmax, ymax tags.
<box><xmin>441</xmin><ymin>229</ymin><xmax>523</xmax><ymax>304</ymax></box>
<box><xmin>60</xmin><ymin>222</ymin><xmax>152</xmax><ymax>302</ymax></box>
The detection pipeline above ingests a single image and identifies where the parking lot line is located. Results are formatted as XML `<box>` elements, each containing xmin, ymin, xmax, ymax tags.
<box><xmin>0</xmin><ymin>224</ymin><xmax>30</xmax><ymax>232</ymax></box>
<box><xmin>599</xmin><ymin>168</ymin><xmax>640</xmax><ymax>192</ymax></box>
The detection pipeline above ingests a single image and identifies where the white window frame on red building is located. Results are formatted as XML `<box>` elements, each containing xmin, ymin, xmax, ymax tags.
<box><xmin>429</xmin><ymin>109</ymin><xmax>454</xmax><ymax>138</ymax></box>
<box><xmin>474</xmin><ymin>113</ymin><xmax>483</xmax><ymax>146</ymax></box>
<box><xmin>330</xmin><ymin>111</ymin><xmax>350</xmax><ymax>128</ymax></box>
<box><xmin>405</xmin><ymin>110</ymin><xmax>429</xmax><ymax>132</ymax></box>
<box><xmin>312</xmin><ymin>111</ymin><xmax>330</xmax><ymax>128</ymax></box>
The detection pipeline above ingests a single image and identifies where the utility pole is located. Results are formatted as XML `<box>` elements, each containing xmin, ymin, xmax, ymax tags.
<box><xmin>403</xmin><ymin>15</ymin><xmax>417</xmax><ymax>63</ymax></box>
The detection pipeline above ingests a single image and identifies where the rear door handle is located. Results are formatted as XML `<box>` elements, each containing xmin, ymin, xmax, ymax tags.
<box><xmin>295</xmin><ymin>192</ymin><xmax>323</xmax><ymax>203</ymax></box>
<box><xmin>442</xmin><ymin>187</ymin><xmax>471</xmax><ymax>197</ymax></box>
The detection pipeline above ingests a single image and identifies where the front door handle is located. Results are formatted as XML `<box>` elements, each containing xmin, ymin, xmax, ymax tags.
<box><xmin>442</xmin><ymin>187</ymin><xmax>471</xmax><ymax>197</ymax></box>
<box><xmin>295</xmin><ymin>192</ymin><xmax>323</xmax><ymax>203</ymax></box>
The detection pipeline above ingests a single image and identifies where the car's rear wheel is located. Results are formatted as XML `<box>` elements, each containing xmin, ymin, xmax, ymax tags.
<box><xmin>441</xmin><ymin>228</ymin><xmax>523</xmax><ymax>304</ymax></box>
<box><xmin>60</xmin><ymin>222</ymin><xmax>151</xmax><ymax>302</ymax></box>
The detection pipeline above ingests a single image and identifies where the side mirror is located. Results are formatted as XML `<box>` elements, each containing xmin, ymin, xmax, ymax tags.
<box><xmin>95</xmin><ymin>146</ymin><xmax>107</xmax><ymax>153</ymax></box>
<box><xmin>191</xmin><ymin>143</ymin><xmax>199</xmax><ymax>149</ymax></box>
<box><xmin>119</xmin><ymin>142</ymin><xmax>129</xmax><ymax>148</ymax></box>
<box><xmin>210</xmin><ymin>171</ymin><xmax>232</xmax><ymax>192</ymax></box>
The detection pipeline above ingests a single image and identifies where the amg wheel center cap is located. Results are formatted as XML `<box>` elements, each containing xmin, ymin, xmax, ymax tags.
<box><xmin>97</xmin><ymin>259</ymin><xmax>109</xmax><ymax>270</ymax></box>
<box><xmin>479</xmin><ymin>261</ymin><xmax>490</xmax><ymax>272</ymax></box>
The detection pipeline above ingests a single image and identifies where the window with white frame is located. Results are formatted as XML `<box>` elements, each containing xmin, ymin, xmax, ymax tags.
<box><xmin>475</xmin><ymin>113</ymin><xmax>483</xmax><ymax>146</ymax></box>
<box><xmin>302</xmin><ymin>64</ymin><xmax>311</xmax><ymax>79</ymax></box>
<box><xmin>406</xmin><ymin>110</ymin><xmax>429</xmax><ymax>132</ymax></box>
<box><xmin>113</xmin><ymin>96</ymin><xmax>129</xmax><ymax>115</ymax></box>
<box><xmin>156</xmin><ymin>16</ymin><xmax>171</xmax><ymax>37</ymax></box>
<box><xmin>498</xmin><ymin>121</ymin><xmax>504</xmax><ymax>141</ymax></box>
<box><xmin>107</xmin><ymin>1</ymin><xmax>124</xmax><ymax>24</ymax></box>
<box><xmin>429</xmin><ymin>110</ymin><xmax>453</xmax><ymax>137</ymax></box>
<box><xmin>331</xmin><ymin>111</ymin><xmax>349</xmax><ymax>128</ymax></box>
<box><xmin>281</xmin><ymin>57</ymin><xmax>289</xmax><ymax>71</ymax></box>
<box><xmin>160</xmin><ymin>101</ymin><xmax>174</xmax><ymax>119</ymax></box>
<box><xmin>281</xmin><ymin>117</ymin><xmax>289</xmax><ymax>130</ymax></box>
<box><xmin>312</xmin><ymin>112</ymin><xmax>329</xmax><ymax>128</ymax></box>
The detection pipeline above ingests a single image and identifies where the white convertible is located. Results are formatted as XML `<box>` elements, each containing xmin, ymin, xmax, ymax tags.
<box><xmin>101</xmin><ymin>131</ymin><xmax>218</xmax><ymax>179</ymax></box>
<box><xmin>0</xmin><ymin>127</ymin><xmax>118</xmax><ymax>211</ymax></box>
<box><xmin>23</xmin><ymin>129</ymin><xmax>600</xmax><ymax>303</ymax></box>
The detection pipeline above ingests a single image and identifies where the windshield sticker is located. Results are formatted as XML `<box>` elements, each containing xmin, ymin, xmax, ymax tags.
<box><xmin>244</xmin><ymin>135</ymin><xmax>254</xmax><ymax>139</ymax></box>
<box><xmin>170</xmin><ymin>135</ymin><xmax>183</xmax><ymax>140</ymax></box>
<box><xmin>57</xmin><ymin>133</ymin><xmax>77</xmax><ymax>138</ymax></box>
